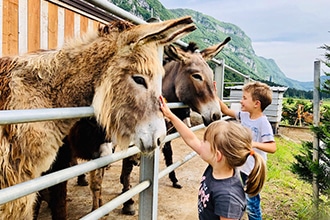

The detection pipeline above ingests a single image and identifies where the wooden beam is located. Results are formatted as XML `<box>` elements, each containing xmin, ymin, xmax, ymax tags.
<box><xmin>3</xmin><ymin>0</ymin><xmax>19</xmax><ymax>55</ymax></box>
<box><xmin>28</xmin><ymin>0</ymin><xmax>40</xmax><ymax>52</ymax></box>
<box><xmin>48</xmin><ymin>2</ymin><xmax>58</xmax><ymax>49</ymax></box>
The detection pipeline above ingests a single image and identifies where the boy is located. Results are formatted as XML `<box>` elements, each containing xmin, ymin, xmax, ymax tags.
<box><xmin>218</xmin><ymin>81</ymin><xmax>276</xmax><ymax>220</ymax></box>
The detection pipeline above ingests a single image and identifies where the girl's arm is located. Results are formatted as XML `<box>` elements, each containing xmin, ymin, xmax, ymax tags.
<box><xmin>159</xmin><ymin>96</ymin><xmax>203</xmax><ymax>155</ymax></box>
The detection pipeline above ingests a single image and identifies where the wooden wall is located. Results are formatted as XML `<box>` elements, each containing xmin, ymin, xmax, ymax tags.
<box><xmin>0</xmin><ymin>0</ymin><xmax>105</xmax><ymax>56</ymax></box>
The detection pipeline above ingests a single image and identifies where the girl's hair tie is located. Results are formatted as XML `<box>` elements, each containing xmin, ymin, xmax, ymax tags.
<box><xmin>250</xmin><ymin>149</ymin><xmax>255</xmax><ymax>156</ymax></box>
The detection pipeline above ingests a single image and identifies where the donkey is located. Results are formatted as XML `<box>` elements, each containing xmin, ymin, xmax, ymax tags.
<box><xmin>120</xmin><ymin>37</ymin><xmax>231</xmax><ymax>215</ymax></box>
<box><xmin>0</xmin><ymin>16</ymin><xmax>196</xmax><ymax>219</ymax></box>
<box><xmin>33</xmin><ymin>117</ymin><xmax>113</xmax><ymax>220</ymax></box>
<box><xmin>34</xmin><ymin>38</ymin><xmax>231</xmax><ymax>218</ymax></box>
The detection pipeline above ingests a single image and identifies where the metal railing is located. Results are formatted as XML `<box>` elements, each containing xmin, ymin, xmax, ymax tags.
<box><xmin>0</xmin><ymin>1</ymin><xmax>252</xmax><ymax>219</ymax></box>
<box><xmin>0</xmin><ymin>103</ymin><xmax>203</xmax><ymax>220</ymax></box>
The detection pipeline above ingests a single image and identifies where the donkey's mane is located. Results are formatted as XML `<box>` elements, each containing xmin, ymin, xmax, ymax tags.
<box><xmin>182</xmin><ymin>42</ymin><xmax>199</xmax><ymax>53</ymax></box>
<box><xmin>61</xmin><ymin>20</ymin><xmax>134</xmax><ymax>52</ymax></box>
<box><xmin>7</xmin><ymin>20</ymin><xmax>136</xmax><ymax>85</ymax></box>
<box><xmin>0</xmin><ymin>57</ymin><xmax>16</xmax><ymax>110</ymax></box>
<box><xmin>98</xmin><ymin>20</ymin><xmax>134</xmax><ymax>36</ymax></box>
<box><xmin>0</xmin><ymin>56</ymin><xmax>16</xmax><ymax>73</ymax></box>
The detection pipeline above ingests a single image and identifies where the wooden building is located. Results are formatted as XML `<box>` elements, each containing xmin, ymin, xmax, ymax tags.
<box><xmin>0</xmin><ymin>0</ymin><xmax>118</xmax><ymax>56</ymax></box>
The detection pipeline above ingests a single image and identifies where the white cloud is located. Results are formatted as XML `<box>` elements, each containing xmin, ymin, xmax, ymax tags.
<box><xmin>253</xmin><ymin>41</ymin><xmax>325</xmax><ymax>81</ymax></box>
<box><xmin>160</xmin><ymin>0</ymin><xmax>330</xmax><ymax>82</ymax></box>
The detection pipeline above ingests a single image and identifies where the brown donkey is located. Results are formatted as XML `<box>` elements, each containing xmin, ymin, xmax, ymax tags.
<box><xmin>39</xmin><ymin>37</ymin><xmax>231</xmax><ymax>217</ymax></box>
<box><xmin>120</xmin><ymin>37</ymin><xmax>231</xmax><ymax>214</ymax></box>
<box><xmin>34</xmin><ymin>33</ymin><xmax>231</xmax><ymax>219</ymax></box>
<box><xmin>0</xmin><ymin>17</ymin><xmax>196</xmax><ymax>219</ymax></box>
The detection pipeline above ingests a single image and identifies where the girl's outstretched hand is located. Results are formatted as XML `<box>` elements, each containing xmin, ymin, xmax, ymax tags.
<box><xmin>159</xmin><ymin>96</ymin><xmax>173</xmax><ymax>119</ymax></box>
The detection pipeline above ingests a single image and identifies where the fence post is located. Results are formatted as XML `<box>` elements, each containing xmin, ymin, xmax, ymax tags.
<box><xmin>244</xmin><ymin>76</ymin><xmax>250</xmax><ymax>84</ymax></box>
<box><xmin>138</xmin><ymin>44</ymin><xmax>163</xmax><ymax>220</ymax></box>
<box><xmin>138</xmin><ymin>147</ymin><xmax>160</xmax><ymax>220</ymax></box>
<box><xmin>313</xmin><ymin>60</ymin><xmax>320</xmax><ymax>212</ymax></box>
<box><xmin>214</xmin><ymin>59</ymin><xmax>225</xmax><ymax>99</ymax></box>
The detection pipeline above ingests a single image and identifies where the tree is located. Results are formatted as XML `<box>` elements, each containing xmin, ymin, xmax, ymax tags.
<box><xmin>291</xmin><ymin>44</ymin><xmax>330</xmax><ymax>196</ymax></box>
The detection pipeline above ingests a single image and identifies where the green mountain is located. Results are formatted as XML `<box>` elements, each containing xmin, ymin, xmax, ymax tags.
<box><xmin>107</xmin><ymin>0</ymin><xmax>311</xmax><ymax>90</ymax></box>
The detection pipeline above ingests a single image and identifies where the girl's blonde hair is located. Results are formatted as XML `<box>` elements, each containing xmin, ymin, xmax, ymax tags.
<box><xmin>204</xmin><ymin>120</ymin><xmax>266</xmax><ymax>197</ymax></box>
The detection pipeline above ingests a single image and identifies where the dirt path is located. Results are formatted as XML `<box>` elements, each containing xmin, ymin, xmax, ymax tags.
<box><xmin>37</xmin><ymin>125</ymin><xmax>313</xmax><ymax>220</ymax></box>
<box><xmin>277</xmin><ymin>125</ymin><xmax>313</xmax><ymax>143</ymax></box>
<box><xmin>38</xmin><ymin>129</ymin><xmax>206</xmax><ymax>220</ymax></box>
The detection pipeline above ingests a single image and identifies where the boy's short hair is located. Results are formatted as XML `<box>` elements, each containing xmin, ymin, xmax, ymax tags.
<box><xmin>243</xmin><ymin>81</ymin><xmax>272</xmax><ymax>111</ymax></box>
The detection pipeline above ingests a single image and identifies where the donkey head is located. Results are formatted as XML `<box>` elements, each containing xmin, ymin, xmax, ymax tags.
<box><xmin>162</xmin><ymin>37</ymin><xmax>231</xmax><ymax>126</ymax></box>
<box><xmin>92</xmin><ymin>17</ymin><xmax>196</xmax><ymax>153</ymax></box>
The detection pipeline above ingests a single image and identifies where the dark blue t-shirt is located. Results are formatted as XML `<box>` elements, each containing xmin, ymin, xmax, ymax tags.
<box><xmin>198</xmin><ymin>165</ymin><xmax>246</xmax><ymax>219</ymax></box>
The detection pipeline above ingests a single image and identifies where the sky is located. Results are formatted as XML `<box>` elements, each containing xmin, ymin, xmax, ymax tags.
<box><xmin>160</xmin><ymin>0</ymin><xmax>330</xmax><ymax>82</ymax></box>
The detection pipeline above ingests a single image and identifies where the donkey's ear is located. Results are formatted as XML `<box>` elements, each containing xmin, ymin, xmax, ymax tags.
<box><xmin>200</xmin><ymin>37</ymin><xmax>231</xmax><ymax>61</ymax></box>
<box><xmin>164</xmin><ymin>45</ymin><xmax>187</xmax><ymax>62</ymax></box>
<box><xmin>131</xmin><ymin>16</ymin><xmax>196</xmax><ymax>47</ymax></box>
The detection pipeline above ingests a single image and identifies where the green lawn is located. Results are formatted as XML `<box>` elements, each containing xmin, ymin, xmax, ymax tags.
<box><xmin>261</xmin><ymin>136</ymin><xmax>330</xmax><ymax>219</ymax></box>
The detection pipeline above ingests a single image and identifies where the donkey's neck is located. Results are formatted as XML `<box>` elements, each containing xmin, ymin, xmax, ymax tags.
<box><xmin>51</xmin><ymin>39</ymin><xmax>115</xmax><ymax>108</ymax></box>
<box><xmin>162</xmin><ymin>61</ymin><xmax>181</xmax><ymax>102</ymax></box>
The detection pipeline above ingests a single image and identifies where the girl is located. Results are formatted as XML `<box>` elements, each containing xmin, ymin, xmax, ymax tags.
<box><xmin>159</xmin><ymin>96</ymin><xmax>266</xmax><ymax>220</ymax></box>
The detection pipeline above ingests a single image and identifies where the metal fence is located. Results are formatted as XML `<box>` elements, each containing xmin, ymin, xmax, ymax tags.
<box><xmin>0</xmin><ymin>1</ymin><xmax>251</xmax><ymax>219</ymax></box>
<box><xmin>0</xmin><ymin>103</ymin><xmax>202</xmax><ymax>220</ymax></box>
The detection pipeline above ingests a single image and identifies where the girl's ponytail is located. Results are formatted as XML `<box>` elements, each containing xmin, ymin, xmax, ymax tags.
<box><xmin>245</xmin><ymin>151</ymin><xmax>266</xmax><ymax>197</ymax></box>
<box><xmin>204</xmin><ymin>121</ymin><xmax>267</xmax><ymax>197</ymax></box>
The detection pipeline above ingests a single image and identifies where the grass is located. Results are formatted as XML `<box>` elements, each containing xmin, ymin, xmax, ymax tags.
<box><xmin>261</xmin><ymin>136</ymin><xmax>330</xmax><ymax>219</ymax></box>
<box><xmin>283</xmin><ymin>97</ymin><xmax>330</xmax><ymax>108</ymax></box>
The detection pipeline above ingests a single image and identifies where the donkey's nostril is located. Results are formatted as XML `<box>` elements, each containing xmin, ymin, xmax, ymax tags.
<box><xmin>157</xmin><ymin>137</ymin><xmax>161</xmax><ymax>146</ymax></box>
<box><xmin>213</xmin><ymin>113</ymin><xmax>221</xmax><ymax>121</ymax></box>
<box><xmin>202</xmin><ymin>116</ymin><xmax>209</xmax><ymax>126</ymax></box>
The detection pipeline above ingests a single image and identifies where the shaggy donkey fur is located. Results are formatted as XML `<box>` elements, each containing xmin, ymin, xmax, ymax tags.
<box><xmin>33</xmin><ymin>36</ymin><xmax>231</xmax><ymax>218</ymax></box>
<box><xmin>0</xmin><ymin>17</ymin><xmax>196</xmax><ymax>219</ymax></box>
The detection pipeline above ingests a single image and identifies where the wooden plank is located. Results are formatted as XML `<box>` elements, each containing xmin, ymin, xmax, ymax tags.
<box><xmin>93</xmin><ymin>20</ymin><xmax>99</xmax><ymax>31</ymax></box>
<box><xmin>18</xmin><ymin>0</ymin><xmax>28</xmax><ymax>55</ymax></box>
<box><xmin>48</xmin><ymin>2</ymin><xmax>58</xmax><ymax>49</ymax></box>
<box><xmin>2</xmin><ymin>0</ymin><xmax>19</xmax><ymax>56</ymax></box>
<box><xmin>80</xmin><ymin>15</ymin><xmax>88</xmax><ymax>35</ymax></box>
<box><xmin>74</xmin><ymin>13</ymin><xmax>80</xmax><ymax>37</ymax></box>
<box><xmin>40</xmin><ymin>0</ymin><xmax>48</xmax><ymax>49</ymax></box>
<box><xmin>87</xmin><ymin>19</ymin><xmax>94</xmax><ymax>32</ymax></box>
<box><xmin>57</xmin><ymin>6</ymin><xmax>65</xmax><ymax>48</ymax></box>
<box><xmin>0</xmin><ymin>0</ymin><xmax>3</xmax><ymax>55</ymax></box>
<box><xmin>64</xmin><ymin>8</ymin><xmax>74</xmax><ymax>39</ymax></box>
<box><xmin>28</xmin><ymin>0</ymin><xmax>40</xmax><ymax>52</ymax></box>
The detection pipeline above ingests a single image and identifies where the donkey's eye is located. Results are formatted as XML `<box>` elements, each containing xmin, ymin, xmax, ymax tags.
<box><xmin>192</xmin><ymin>73</ymin><xmax>203</xmax><ymax>81</ymax></box>
<box><xmin>132</xmin><ymin>76</ymin><xmax>147</xmax><ymax>89</ymax></box>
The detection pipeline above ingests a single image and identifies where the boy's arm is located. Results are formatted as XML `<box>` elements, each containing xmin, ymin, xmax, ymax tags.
<box><xmin>218</xmin><ymin>97</ymin><xmax>236</xmax><ymax>118</ymax></box>
<box><xmin>159</xmin><ymin>96</ymin><xmax>203</xmax><ymax>155</ymax></box>
<box><xmin>253</xmin><ymin>141</ymin><xmax>276</xmax><ymax>153</ymax></box>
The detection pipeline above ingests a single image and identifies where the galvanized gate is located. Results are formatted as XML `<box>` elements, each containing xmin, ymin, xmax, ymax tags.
<box><xmin>0</xmin><ymin>0</ymin><xmax>251</xmax><ymax>219</ymax></box>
